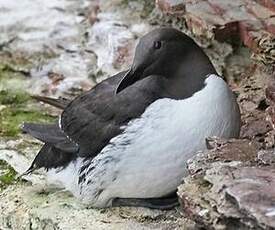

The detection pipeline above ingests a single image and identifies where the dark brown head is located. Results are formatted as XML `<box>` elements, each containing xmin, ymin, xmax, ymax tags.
<box><xmin>116</xmin><ymin>27</ymin><xmax>216</xmax><ymax>94</ymax></box>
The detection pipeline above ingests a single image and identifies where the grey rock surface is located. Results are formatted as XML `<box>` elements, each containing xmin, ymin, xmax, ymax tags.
<box><xmin>178</xmin><ymin>138</ymin><xmax>275</xmax><ymax>229</ymax></box>
<box><xmin>0</xmin><ymin>185</ymin><xmax>192</xmax><ymax>230</ymax></box>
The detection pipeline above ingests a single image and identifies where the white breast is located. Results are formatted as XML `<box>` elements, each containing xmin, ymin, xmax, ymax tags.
<box><xmin>47</xmin><ymin>74</ymin><xmax>240</xmax><ymax>208</ymax></box>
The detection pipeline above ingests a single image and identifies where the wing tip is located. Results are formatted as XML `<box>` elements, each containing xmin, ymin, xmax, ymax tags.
<box><xmin>21</xmin><ymin>122</ymin><xmax>29</xmax><ymax>133</ymax></box>
<box><xmin>31</xmin><ymin>95</ymin><xmax>69</xmax><ymax>109</ymax></box>
<box><xmin>21</xmin><ymin>122</ymin><xmax>37</xmax><ymax>134</ymax></box>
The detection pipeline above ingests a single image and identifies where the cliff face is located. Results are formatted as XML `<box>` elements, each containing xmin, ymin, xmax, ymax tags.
<box><xmin>1</xmin><ymin>0</ymin><xmax>275</xmax><ymax>229</ymax></box>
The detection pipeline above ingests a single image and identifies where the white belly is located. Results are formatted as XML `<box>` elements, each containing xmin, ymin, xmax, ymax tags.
<box><xmin>47</xmin><ymin>74</ymin><xmax>240</xmax><ymax>207</ymax></box>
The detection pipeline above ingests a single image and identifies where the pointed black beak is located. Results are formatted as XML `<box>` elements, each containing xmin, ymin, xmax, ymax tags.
<box><xmin>116</xmin><ymin>67</ymin><xmax>142</xmax><ymax>94</ymax></box>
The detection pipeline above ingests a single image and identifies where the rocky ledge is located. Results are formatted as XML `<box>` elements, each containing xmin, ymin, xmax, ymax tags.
<box><xmin>156</xmin><ymin>0</ymin><xmax>275</xmax><ymax>66</ymax></box>
<box><xmin>178</xmin><ymin>137</ymin><xmax>275</xmax><ymax>229</ymax></box>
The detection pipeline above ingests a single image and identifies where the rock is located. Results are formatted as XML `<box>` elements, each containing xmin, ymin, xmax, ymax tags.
<box><xmin>0</xmin><ymin>0</ymin><xmax>90</xmax><ymax>54</ymax></box>
<box><xmin>187</xmin><ymin>137</ymin><xmax>258</xmax><ymax>176</ymax></box>
<box><xmin>0</xmin><ymin>0</ymin><xmax>154</xmax><ymax>98</ymax></box>
<box><xmin>234</xmin><ymin>64</ymin><xmax>274</xmax><ymax>149</ymax></box>
<box><xmin>251</xmin><ymin>32</ymin><xmax>275</xmax><ymax>66</ymax></box>
<box><xmin>0</xmin><ymin>185</ymin><xmax>193</xmax><ymax>230</ymax></box>
<box><xmin>29</xmin><ymin>52</ymin><xmax>96</xmax><ymax>97</ymax></box>
<box><xmin>257</xmin><ymin>149</ymin><xmax>275</xmax><ymax>165</ymax></box>
<box><xmin>178</xmin><ymin>138</ymin><xmax>275</xmax><ymax>229</ymax></box>
<box><xmin>156</xmin><ymin>0</ymin><xmax>275</xmax><ymax>67</ymax></box>
<box><xmin>156</xmin><ymin>0</ymin><xmax>185</xmax><ymax>15</ymax></box>
<box><xmin>86</xmin><ymin>1</ymin><xmax>152</xmax><ymax>80</ymax></box>
<box><xmin>255</xmin><ymin>0</ymin><xmax>275</xmax><ymax>12</ymax></box>
<box><xmin>87</xmin><ymin>1</ymin><xmax>100</xmax><ymax>25</ymax></box>
<box><xmin>266</xmin><ymin>82</ymin><xmax>275</xmax><ymax>130</ymax></box>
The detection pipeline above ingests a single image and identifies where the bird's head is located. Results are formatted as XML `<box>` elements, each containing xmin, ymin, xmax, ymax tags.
<box><xmin>116</xmin><ymin>27</ymin><xmax>216</xmax><ymax>94</ymax></box>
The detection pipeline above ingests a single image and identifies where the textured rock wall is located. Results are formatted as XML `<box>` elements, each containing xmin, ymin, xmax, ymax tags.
<box><xmin>156</xmin><ymin>0</ymin><xmax>275</xmax><ymax>66</ymax></box>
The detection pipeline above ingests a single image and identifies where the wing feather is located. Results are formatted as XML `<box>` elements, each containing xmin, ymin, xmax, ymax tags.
<box><xmin>61</xmin><ymin>72</ymin><xmax>164</xmax><ymax>158</ymax></box>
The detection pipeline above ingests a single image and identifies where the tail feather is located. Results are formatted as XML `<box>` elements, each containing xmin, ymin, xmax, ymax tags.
<box><xmin>32</xmin><ymin>95</ymin><xmax>70</xmax><ymax>109</ymax></box>
<box><xmin>24</xmin><ymin>143</ymin><xmax>77</xmax><ymax>174</ymax></box>
<box><xmin>22</xmin><ymin>122</ymin><xmax>65</xmax><ymax>143</ymax></box>
<box><xmin>22</xmin><ymin>94</ymin><xmax>78</xmax><ymax>174</ymax></box>
<box><xmin>22</xmin><ymin>122</ymin><xmax>79</xmax><ymax>174</ymax></box>
<box><xmin>22</xmin><ymin>122</ymin><xmax>78</xmax><ymax>152</ymax></box>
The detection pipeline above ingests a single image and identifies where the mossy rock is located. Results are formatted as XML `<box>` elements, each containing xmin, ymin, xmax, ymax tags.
<box><xmin>0</xmin><ymin>160</ymin><xmax>18</xmax><ymax>190</ymax></box>
<box><xmin>0</xmin><ymin>90</ymin><xmax>30</xmax><ymax>105</ymax></box>
<box><xmin>0</xmin><ymin>106</ymin><xmax>55</xmax><ymax>137</ymax></box>
<box><xmin>0</xmin><ymin>90</ymin><xmax>56</xmax><ymax>137</ymax></box>
<box><xmin>0</xmin><ymin>58</ymin><xmax>56</xmax><ymax>137</ymax></box>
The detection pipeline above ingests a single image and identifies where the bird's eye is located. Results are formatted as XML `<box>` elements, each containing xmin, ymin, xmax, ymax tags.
<box><xmin>153</xmin><ymin>41</ymin><xmax>162</xmax><ymax>49</ymax></box>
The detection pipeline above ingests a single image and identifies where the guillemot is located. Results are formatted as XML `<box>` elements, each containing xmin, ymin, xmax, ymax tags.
<box><xmin>22</xmin><ymin>27</ymin><xmax>241</xmax><ymax>209</ymax></box>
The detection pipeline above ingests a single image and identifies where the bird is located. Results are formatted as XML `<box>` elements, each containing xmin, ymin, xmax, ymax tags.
<box><xmin>22</xmin><ymin>27</ymin><xmax>241</xmax><ymax>209</ymax></box>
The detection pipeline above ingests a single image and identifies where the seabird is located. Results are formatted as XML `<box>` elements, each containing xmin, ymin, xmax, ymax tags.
<box><xmin>22</xmin><ymin>27</ymin><xmax>241</xmax><ymax>209</ymax></box>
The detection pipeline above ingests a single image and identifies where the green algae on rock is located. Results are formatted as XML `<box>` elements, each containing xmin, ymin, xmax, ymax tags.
<box><xmin>0</xmin><ymin>107</ymin><xmax>55</xmax><ymax>137</ymax></box>
<box><xmin>0</xmin><ymin>90</ymin><xmax>56</xmax><ymax>137</ymax></box>
<box><xmin>0</xmin><ymin>160</ymin><xmax>18</xmax><ymax>190</ymax></box>
<box><xmin>0</xmin><ymin>90</ymin><xmax>30</xmax><ymax>105</ymax></box>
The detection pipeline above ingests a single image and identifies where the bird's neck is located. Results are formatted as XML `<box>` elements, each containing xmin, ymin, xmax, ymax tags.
<box><xmin>162</xmin><ymin>54</ymin><xmax>217</xmax><ymax>100</ymax></box>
